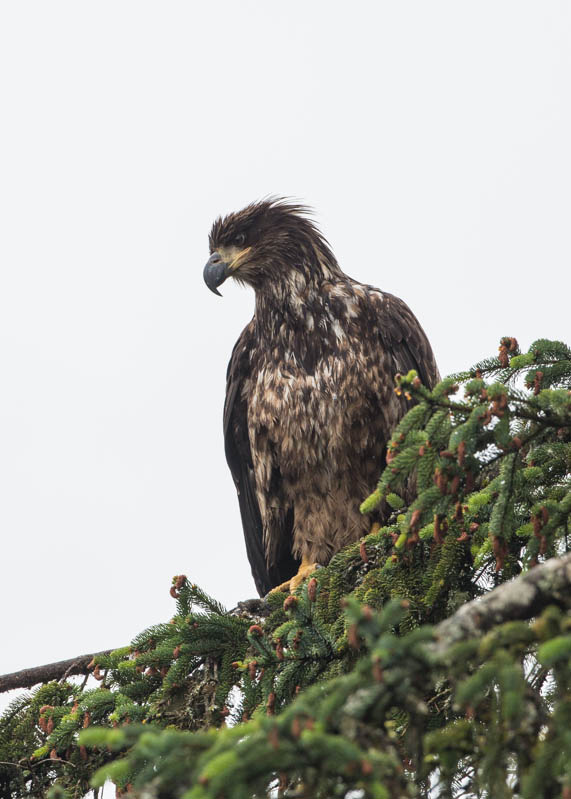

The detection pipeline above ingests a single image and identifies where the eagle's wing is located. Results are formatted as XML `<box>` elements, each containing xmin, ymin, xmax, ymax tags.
<box><xmin>224</xmin><ymin>322</ymin><xmax>298</xmax><ymax>596</ymax></box>
<box><xmin>374</xmin><ymin>290</ymin><xmax>441</xmax><ymax>390</ymax></box>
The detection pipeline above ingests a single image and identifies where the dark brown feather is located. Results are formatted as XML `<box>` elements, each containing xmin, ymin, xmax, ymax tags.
<box><xmin>224</xmin><ymin>323</ymin><xmax>299</xmax><ymax>596</ymax></box>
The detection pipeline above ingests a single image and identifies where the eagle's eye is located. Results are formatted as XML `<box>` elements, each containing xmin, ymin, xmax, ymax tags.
<box><xmin>234</xmin><ymin>232</ymin><xmax>246</xmax><ymax>247</ymax></box>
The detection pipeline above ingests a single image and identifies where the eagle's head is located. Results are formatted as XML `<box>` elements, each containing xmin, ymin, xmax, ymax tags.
<box><xmin>203</xmin><ymin>198</ymin><xmax>337</xmax><ymax>296</ymax></box>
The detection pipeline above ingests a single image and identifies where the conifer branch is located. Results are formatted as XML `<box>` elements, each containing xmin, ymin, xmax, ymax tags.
<box><xmin>1</xmin><ymin>336</ymin><xmax>569</xmax><ymax>798</ymax></box>
<box><xmin>3</xmin><ymin>554</ymin><xmax>568</xmax><ymax>695</ymax></box>
<box><xmin>0</xmin><ymin>599</ymin><xmax>270</xmax><ymax>695</ymax></box>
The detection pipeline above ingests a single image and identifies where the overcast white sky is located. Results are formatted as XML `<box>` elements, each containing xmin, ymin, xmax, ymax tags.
<box><xmin>1</xmin><ymin>2</ymin><xmax>570</xmax><ymax>707</ymax></box>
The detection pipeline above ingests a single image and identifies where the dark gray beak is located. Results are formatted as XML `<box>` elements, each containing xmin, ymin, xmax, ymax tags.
<box><xmin>203</xmin><ymin>252</ymin><xmax>231</xmax><ymax>296</ymax></box>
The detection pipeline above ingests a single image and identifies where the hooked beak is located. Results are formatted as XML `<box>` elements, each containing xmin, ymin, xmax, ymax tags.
<box><xmin>203</xmin><ymin>252</ymin><xmax>231</xmax><ymax>296</ymax></box>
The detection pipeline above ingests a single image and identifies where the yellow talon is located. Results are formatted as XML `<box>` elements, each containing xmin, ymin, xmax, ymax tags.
<box><xmin>269</xmin><ymin>556</ymin><xmax>319</xmax><ymax>594</ymax></box>
<box><xmin>269</xmin><ymin>578</ymin><xmax>292</xmax><ymax>595</ymax></box>
<box><xmin>289</xmin><ymin>559</ymin><xmax>319</xmax><ymax>593</ymax></box>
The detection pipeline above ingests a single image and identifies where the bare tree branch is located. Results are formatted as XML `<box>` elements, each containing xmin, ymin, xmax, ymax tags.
<box><xmin>430</xmin><ymin>552</ymin><xmax>571</xmax><ymax>657</ymax></box>
<box><xmin>0</xmin><ymin>650</ymin><xmax>112</xmax><ymax>694</ymax></box>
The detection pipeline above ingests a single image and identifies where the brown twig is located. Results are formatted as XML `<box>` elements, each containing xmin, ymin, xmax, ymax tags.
<box><xmin>0</xmin><ymin>757</ymin><xmax>76</xmax><ymax>769</ymax></box>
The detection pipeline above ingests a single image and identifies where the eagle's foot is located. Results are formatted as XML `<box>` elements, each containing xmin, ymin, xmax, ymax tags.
<box><xmin>269</xmin><ymin>578</ymin><xmax>293</xmax><ymax>595</ymax></box>
<box><xmin>289</xmin><ymin>561</ymin><xmax>319</xmax><ymax>593</ymax></box>
<box><xmin>269</xmin><ymin>559</ymin><xmax>321</xmax><ymax>595</ymax></box>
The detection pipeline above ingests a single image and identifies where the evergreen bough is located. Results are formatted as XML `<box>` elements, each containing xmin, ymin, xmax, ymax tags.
<box><xmin>1</xmin><ymin>336</ymin><xmax>569</xmax><ymax>799</ymax></box>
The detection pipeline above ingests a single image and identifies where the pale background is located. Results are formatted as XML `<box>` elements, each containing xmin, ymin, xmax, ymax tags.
<box><xmin>1</xmin><ymin>1</ymin><xmax>569</xmax><ymax>713</ymax></box>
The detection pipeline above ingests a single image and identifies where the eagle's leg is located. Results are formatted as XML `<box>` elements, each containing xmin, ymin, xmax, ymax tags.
<box><xmin>370</xmin><ymin>522</ymin><xmax>381</xmax><ymax>535</ymax></box>
<box><xmin>269</xmin><ymin>556</ymin><xmax>319</xmax><ymax>595</ymax></box>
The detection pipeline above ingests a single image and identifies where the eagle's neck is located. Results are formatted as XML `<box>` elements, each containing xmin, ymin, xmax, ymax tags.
<box><xmin>253</xmin><ymin>249</ymin><xmax>349</xmax><ymax>369</ymax></box>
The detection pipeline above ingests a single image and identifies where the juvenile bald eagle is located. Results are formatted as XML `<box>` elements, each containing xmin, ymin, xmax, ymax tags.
<box><xmin>204</xmin><ymin>200</ymin><xmax>439</xmax><ymax>596</ymax></box>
